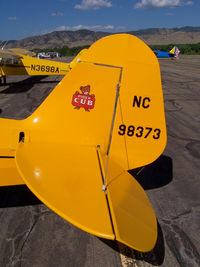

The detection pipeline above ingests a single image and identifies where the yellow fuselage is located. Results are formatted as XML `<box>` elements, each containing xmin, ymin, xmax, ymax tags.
<box><xmin>0</xmin><ymin>54</ymin><xmax>71</xmax><ymax>77</ymax></box>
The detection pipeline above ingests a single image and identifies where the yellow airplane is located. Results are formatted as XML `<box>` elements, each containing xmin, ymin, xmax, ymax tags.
<box><xmin>0</xmin><ymin>47</ymin><xmax>87</xmax><ymax>84</ymax></box>
<box><xmin>0</xmin><ymin>34</ymin><xmax>167</xmax><ymax>252</ymax></box>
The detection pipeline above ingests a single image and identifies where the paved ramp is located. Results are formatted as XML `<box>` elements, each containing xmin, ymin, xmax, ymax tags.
<box><xmin>0</xmin><ymin>56</ymin><xmax>200</xmax><ymax>266</ymax></box>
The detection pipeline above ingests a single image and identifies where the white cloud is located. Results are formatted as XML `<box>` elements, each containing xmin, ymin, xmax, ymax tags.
<box><xmin>42</xmin><ymin>24</ymin><xmax>126</xmax><ymax>35</ymax></box>
<box><xmin>75</xmin><ymin>0</ymin><xmax>112</xmax><ymax>10</ymax></box>
<box><xmin>134</xmin><ymin>0</ymin><xmax>193</xmax><ymax>9</ymax></box>
<box><xmin>8</xmin><ymin>16</ymin><xmax>17</xmax><ymax>21</ymax></box>
<box><xmin>52</xmin><ymin>24</ymin><xmax>115</xmax><ymax>31</ymax></box>
<box><xmin>51</xmin><ymin>12</ymin><xmax>64</xmax><ymax>16</ymax></box>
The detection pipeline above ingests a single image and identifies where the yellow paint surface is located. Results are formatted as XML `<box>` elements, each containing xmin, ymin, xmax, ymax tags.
<box><xmin>16</xmin><ymin>143</ymin><xmax>114</xmax><ymax>239</ymax></box>
<box><xmin>0</xmin><ymin>158</ymin><xmax>24</xmax><ymax>186</ymax></box>
<box><xmin>0</xmin><ymin>34</ymin><xmax>166</xmax><ymax>251</ymax></box>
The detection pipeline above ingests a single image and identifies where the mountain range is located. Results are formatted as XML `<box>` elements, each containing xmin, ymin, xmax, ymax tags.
<box><xmin>3</xmin><ymin>26</ymin><xmax>200</xmax><ymax>50</ymax></box>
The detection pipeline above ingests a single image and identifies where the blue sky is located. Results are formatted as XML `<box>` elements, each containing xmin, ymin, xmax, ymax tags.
<box><xmin>1</xmin><ymin>0</ymin><xmax>199</xmax><ymax>40</ymax></box>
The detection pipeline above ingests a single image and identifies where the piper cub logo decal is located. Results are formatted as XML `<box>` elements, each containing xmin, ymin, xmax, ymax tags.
<box><xmin>72</xmin><ymin>85</ymin><xmax>95</xmax><ymax>112</ymax></box>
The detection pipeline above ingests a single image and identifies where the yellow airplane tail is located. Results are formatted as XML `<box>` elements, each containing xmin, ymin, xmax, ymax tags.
<box><xmin>169</xmin><ymin>46</ymin><xmax>180</xmax><ymax>58</ymax></box>
<box><xmin>169</xmin><ymin>46</ymin><xmax>176</xmax><ymax>54</ymax></box>
<box><xmin>79</xmin><ymin>33</ymin><xmax>167</xmax><ymax>170</ymax></box>
<box><xmin>0</xmin><ymin>34</ymin><xmax>166</xmax><ymax>252</ymax></box>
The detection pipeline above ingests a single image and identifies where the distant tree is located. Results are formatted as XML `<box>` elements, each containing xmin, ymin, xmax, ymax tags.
<box><xmin>32</xmin><ymin>45</ymin><xmax>90</xmax><ymax>56</ymax></box>
<box><xmin>32</xmin><ymin>43</ymin><xmax>200</xmax><ymax>56</ymax></box>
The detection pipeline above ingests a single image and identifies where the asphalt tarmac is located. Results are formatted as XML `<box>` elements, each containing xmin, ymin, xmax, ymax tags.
<box><xmin>0</xmin><ymin>56</ymin><xmax>200</xmax><ymax>267</ymax></box>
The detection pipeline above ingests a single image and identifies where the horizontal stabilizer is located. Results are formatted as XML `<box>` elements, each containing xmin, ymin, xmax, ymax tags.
<box><xmin>107</xmin><ymin>169</ymin><xmax>157</xmax><ymax>251</ymax></box>
<box><xmin>0</xmin><ymin>158</ymin><xmax>24</xmax><ymax>186</ymax></box>
<box><xmin>16</xmin><ymin>142</ymin><xmax>114</xmax><ymax>239</ymax></box>
<box><xmin>9</xmin><ymin>48</ymin><xmax>36</xmax><ymax>57</ymax></box>
<box><xmin>98</xmin><ymin>149</ymin><xmax>157</xmax><ymax>252</ymax></box>
<box><xmin>0</xmin><ymin>49</ymin><xmax>20</xmax><ymax>60</ymax></box>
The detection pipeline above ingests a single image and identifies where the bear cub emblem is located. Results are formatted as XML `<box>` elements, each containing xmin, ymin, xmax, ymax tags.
<box><xmin>72</xmin><ymin>85</ymin><xmax>95</xmax><ymax>112</ymax></box>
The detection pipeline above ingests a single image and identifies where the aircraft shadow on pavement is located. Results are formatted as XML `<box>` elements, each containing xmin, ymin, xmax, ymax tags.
<box><xmin>0</xmin><ymin>76</ymin><xmax>58</xmax><ymax>94</ymax></box>
<box><xmin>0</xmin><ymin>184</ymin><xmax>41</xmax><ymax>208</ymax></box>
<box><xmin>129</xmin><ymin>154</ymin><xmax>173</xmax><ymax>190</ymax></box>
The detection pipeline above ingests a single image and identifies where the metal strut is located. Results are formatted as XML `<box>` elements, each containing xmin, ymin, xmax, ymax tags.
<box><xmin>102</xmin><ymin>71</ymin><xmax>122</xmax><ymax>191</ymax></box>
